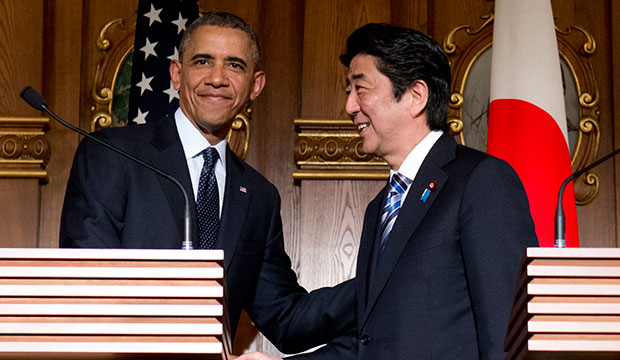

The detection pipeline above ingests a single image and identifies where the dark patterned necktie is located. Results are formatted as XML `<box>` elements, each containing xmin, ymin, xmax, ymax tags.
<box><xmin>196</xmin><ymin>147</ymin><xmax>220</xmax><ymax>249</ymax></box>
<box><xmin>380</xmin><ymin>172</ymin><xmax>412</xmax><ymax>252</ymax></box>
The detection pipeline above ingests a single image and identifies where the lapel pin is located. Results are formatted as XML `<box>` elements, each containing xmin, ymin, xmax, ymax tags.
<box><xmin>239</xmin><ymin>186</ymin><xmax>247</xmax><ymax>193</ymax></box>
<box><xmin>420</xmin><ymin>181</ymin><xmax>437</xmax><ymax>203</ymax></box>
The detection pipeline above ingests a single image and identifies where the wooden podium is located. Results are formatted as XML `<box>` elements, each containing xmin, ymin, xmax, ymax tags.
<box><xmin>0</xmin><ymin>248</ymin><xmax>230</xmax><ymax>359</ymax></box>
<box><xmin>506</xmin><ymin>248</ymin><xmax>620</xmax><ymax>360</ymax></box>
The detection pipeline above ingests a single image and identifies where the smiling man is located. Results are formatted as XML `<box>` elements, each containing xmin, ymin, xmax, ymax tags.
<box><xmin>321</xmin><ymin>23</ymin><xmax>538</xmax><ymax>359</ymax></box>
<box><xmin>240</xmin><ymin>23</ymin><xmax>538</xmax><ymax>360</ymax></box>
<box><xmin>60</xmin><ymin>12</ymin><xmax>354</xmax><ymax>354</ymax></box>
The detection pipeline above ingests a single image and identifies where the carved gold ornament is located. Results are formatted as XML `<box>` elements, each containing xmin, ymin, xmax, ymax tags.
<box><xmin>0</xmin><ymin>117</ymin><xmax>50</xmax><ymax>182</ymax></box>
<box><xmin>443</xmin><ymin>13</ymin><xmax>600</xmax><ymax>205</ymax></box>
<box><xmin>293</xmin><ymin>119</ymin><xmax>388</xmax><ymax>183</ymax></box>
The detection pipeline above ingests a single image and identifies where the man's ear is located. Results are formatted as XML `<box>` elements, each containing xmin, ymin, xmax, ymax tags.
<box><xmin>407</xmin><ymin>80</ymin><xmax>429</xmax><ymax>118</ymax></box>
<box><xmin>250</xmin><ymin>70</ymin><xmax>266</xmax><ymax>101</ymax></box>
<box><xmin>169</xmin><ymin>60</ymin><xmax>182</xmax><ymax>90</ymax></box>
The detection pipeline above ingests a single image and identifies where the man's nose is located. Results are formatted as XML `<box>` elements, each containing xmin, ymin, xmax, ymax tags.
<box><xmin>345</xmin><ymin>92</ymin><xmax>360</xmax><ymax>116</ymax></box>
<box><xmin>205</xmin><ymin>64</ymin><xmax>227</xmax><ymax>87</ymax></box>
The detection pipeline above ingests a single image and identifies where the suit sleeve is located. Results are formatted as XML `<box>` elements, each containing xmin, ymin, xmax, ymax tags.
<box><xmin>59</xmin><ymin>135</ymin><xmax>125</xmax><ymax>248</ymax></box>
<box><xmin>459</xmin><ymin>157</ymin><xmax>538</xmax><ymax>359</ymax></box>
<box><xmin>246</xmin><ymin>189</ymin><xmax>356</xmax><ymax>354</ymax></box>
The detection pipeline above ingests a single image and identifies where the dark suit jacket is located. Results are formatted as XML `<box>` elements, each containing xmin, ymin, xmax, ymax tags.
<box><xmin>59</xmin><ymin>115</ymin><xmax>355</xmax><ymax>351</ymax></box>
<box><xmin>294</xmin><ymin>133</ymin><xmax>538</xmax><ymax>359</ymax></box>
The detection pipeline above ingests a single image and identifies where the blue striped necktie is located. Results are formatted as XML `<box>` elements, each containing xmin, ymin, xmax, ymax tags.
<box><xmin>196</xmin><ymin>147</ymin><xmax>220</xmax><ymax>249</ymax></box>
<box><xmin>380</xmin><ymin>173</ymin><xmax>412</xmax><ymax>252</ymax></box>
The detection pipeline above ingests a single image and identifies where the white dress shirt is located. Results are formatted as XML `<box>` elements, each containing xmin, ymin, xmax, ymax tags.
<box><xmin>174</xmin><ymin>108</ymin><xmax>226</xmax><ymax>216</ymax></box>
<box><xmin>392</xmin><ymin>130</ymin><xmax>443</xmax><ymax>203</ymax></box>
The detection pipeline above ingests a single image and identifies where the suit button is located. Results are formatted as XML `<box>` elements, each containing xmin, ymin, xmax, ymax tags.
<box><xmin>360</xmin><ymin>335</ymin><xmax>372</xmax><ymax>345</ymax></box>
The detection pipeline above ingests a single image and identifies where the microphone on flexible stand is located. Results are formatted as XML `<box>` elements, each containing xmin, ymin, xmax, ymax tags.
<box><xmin>20</xmin><ymin>86</ymin><xmax>194</xmax><ymax>250</ymax></box>
<box><xmin>555</xmin><ymin>147</ymin><xmax>620</xmax><ymax>247</ymax></box>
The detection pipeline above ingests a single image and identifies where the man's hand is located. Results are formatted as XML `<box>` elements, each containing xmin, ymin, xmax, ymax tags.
<box><xmin>235</xmin><ymin>351</ymin><xmax>282</xmax><ymax>360</ymax></box>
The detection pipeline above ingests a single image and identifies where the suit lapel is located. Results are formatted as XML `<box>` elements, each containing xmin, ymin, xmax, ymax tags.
<box><xmin>216</xmin><ymin>148</ymin><xmax>250</xmax><ymax>271</ymax></box>
<box><xmin>356</xmin><ymin>192</ymin><xmax>384</xmax><ymax>325</ymax></box>
<box><xmin>148</xmin><ymin>116</ymin><xmax>198</xmax><ymax>246</ymax></box>
<box><xmin>362</xmin><ymin>134</ymin><xmax>456</xmax><ymax>327</ymax></box>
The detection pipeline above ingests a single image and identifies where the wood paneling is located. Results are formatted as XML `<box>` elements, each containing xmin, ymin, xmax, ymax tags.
<box><xmin>0</xmin><ymin>180</ymin><xmax>39</xmax><ymax>247</ymax></box>
<box><xmin>38</xmin><ymin>1</ymin><xmax>85</xmax><ymax>249</ymax></box>
<box><xmin>0</xmin><ymin>0</ymin><xmax>44</xmax><ymax>248</ymax></box>
<box><xmin>551</xmin><ymin>1</ymin><xmax>616</xmax><ymax>247</ymax></box>
<box><xmin>0</xmin><ymin>0</ymin><xmax>44</xmax><ymax>116</ymax></box>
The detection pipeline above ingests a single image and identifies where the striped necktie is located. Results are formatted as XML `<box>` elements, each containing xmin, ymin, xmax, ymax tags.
<box><xmin>380</xmin><ymin>173</ymin><xmax>412</xmax><ymax>252</ymax></box>
<box><xmin>196</xmin><ymin>147</ymin><xmax>220</xmax><ymax>249</ymax></box>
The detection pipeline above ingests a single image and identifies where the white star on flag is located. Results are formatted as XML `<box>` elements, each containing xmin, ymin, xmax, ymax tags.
<box><xmin>134</xmin><ymin>108</ymin><xmax>149</xmax><ymax>124</ymax></box>
<box><xmin>163</xmin><ymin>81</ymin><xmax>179</xmax><ymax>103</ymax></box>
<box><xmin>144</xmin><ymin>4</ymin><xmax>162</xmax><ymax>26</ymax></box>
<box><xmin>171</xmin><ymin>12</ymin><xmax>189</xmax><ymax>34</ymax></box>
<box><xmin>140</xmin><ymin>38</ymin><xmax>158</xmax><ymax>60</ymax></box>
<box><xmin>167</xmin><ymin>47</ymin><xmax>179</xmax><ymax>62</ymax></box>
<box><xmin>136</xmin><ymin>73</ymin><xmax>154</xmax><ymax>95</ymax></box>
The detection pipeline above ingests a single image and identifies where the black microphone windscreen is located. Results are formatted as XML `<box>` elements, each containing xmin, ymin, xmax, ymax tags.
<box><xmin>20</xmin><ymin>86</ymin><xmax>47</xmax><ymax>111</ymax></box>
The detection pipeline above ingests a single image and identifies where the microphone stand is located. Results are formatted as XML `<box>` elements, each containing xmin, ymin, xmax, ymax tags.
<box><xmin>20</xmin><ymin>86</ymin><xmax>193</xmax><ymax>250</ymax></box>
<box><xmin>555</xmin><ymin>148</ymin><xmax>620</xmax><ymax>247</ymax></box>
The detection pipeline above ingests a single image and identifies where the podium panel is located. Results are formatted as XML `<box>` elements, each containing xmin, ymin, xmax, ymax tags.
<box><xmin>506</xmin><ymin>248</ymin><xmax>620</xmax><ymax>360</ymax></box>
<box><xmin>0</xmin><ymin>248</ymin><xmax>230</xmax><ymax>359</ymax></box>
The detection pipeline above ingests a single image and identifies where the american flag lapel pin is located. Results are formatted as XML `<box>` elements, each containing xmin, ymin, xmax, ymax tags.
<box><xmin>420</xmin><ymin>181</ymin><xmax>437</xmax><ymax>203</ymax></box>
<box><xmin>239</xmin><ymin>186</ymin><xmax>247</xmax><ymax>194</ymax></box>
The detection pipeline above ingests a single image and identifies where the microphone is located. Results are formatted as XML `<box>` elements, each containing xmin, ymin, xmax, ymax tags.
<box><xmin>555</xmin><ymin>147</ymin><xmax>620</xmax><ymax>247</ymax></box>
<box><xmin>20</xmin><ymin>86</ymin><xmax>194</xmax><ymax>250</ymax></box>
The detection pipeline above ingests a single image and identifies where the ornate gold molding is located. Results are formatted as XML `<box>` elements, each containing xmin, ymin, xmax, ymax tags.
<box><xmin>444</xmin><ymin>13</ymin><xmax>600</xmax><ymax>205</ymax></box>
<box><xmin>293</xmin><ymin>119</ymin><xmax>388</xmax><ymax>183</ymax></box>
<box><xmin>227</xmin><ymin>104</ymin><xmax>252</xmax><ymax>159</ymax></box>
<box><xmin>0</xmin><ymin>117</ymin><xmax>50</xmax><ymax>182</ymax></box>
<box><xmin>91</xmin><ymin>18</ymin><xmax>135</xmax><ymax>132</ymax></box>
<box><xmin>91</xmin><ymin>17</ymin><xmax>251</xmax><ymax>159</ymax></box>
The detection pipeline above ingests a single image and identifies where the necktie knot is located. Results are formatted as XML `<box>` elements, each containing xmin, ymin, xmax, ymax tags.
<box><xmin>202</xmin><ymin>147</ymin><xmax>219</xmax><ymax>170</ymax></box>
<box><xmin>380</xmin><ymin>172</ymin><xmax>412</xmax><ymax>252</ymax></box>
<box><xmin>388</xmin><ymin>172</ymin><xmax>412</xmax><ymax>195</ymax></box>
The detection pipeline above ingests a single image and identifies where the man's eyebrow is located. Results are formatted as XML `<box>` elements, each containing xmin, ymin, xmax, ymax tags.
<box><xmin>191</xmin><ymin>53</ymin><xmax>214</xmax><ymax>61</ymax></box>
<box><xmin>189</xmin><ymin>54</ymin><xmax>248</xmax><ymax>68</ymax></box>
<box><xmin>346</xmin><ymin>73</ymin><xmax>365</xmax><ymax>86</ymax></box>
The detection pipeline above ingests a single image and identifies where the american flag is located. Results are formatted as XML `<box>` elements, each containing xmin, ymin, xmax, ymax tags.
<box><xmin>128</xmin><ymin>0</ymin><xmax>199</xmax><ymax>124</ymax></box>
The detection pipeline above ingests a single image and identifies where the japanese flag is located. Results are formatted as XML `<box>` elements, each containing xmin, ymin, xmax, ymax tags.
<box><xmin>487</xmin><ymin>0</ymin><xmax>579</xmax><ymax>247</ymax></box>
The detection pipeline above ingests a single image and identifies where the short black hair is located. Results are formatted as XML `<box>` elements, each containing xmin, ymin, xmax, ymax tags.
<box><xmin>179</xmin><ymin>12</ymin><xmax>261</xmax><ymax>68</ymax></box>
<box><xmin>340</xmin><ymin>23</ymin><xmax>450</xmax><ymax>131</ymax></box>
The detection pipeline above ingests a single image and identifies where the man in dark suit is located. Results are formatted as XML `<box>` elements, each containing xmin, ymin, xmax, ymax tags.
<box><xmin>241</xmin><ymin>23</ymin><xmax>538</xmax><ymax>360</ymax></box>
<box><xmin>60</xmin><ymin>12</ymin><xmax>354</xmax><ymax>353</ymax></box>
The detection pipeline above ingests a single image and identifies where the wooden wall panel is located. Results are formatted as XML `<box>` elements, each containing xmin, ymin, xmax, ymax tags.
<box><xmin>391</xmin><ymin>0</ymin><xmax>428</xmax><ymax>32</ymax></box>
<box><xmin>37</xmin><ymin>1</ymin><xmax>86</xmax><ymax>248</ymax></box>
<box><xmin>0</xmin><ymin>0</ymin><xmax>43</xmax><ymax>116</ymax></box>
<box><xmin>301</xmin><ymin>0</ymin><xmax>390</xmax><ymax>119</ymax></box>
<box><xmin>0</xmin><ymin>0</ymin><xmax>44</xmax><ymax>248</ymax></box>
<box><xmin>551</xmin><ymin>0</ymin><xmax>616</xmax><ymax>247</ymax></box>
<box><xmin>0</xmin><ymin>180</ymin><xmax>39</xmax><ymax>247</ymax></box>
<box><xmin>298</xmin><ymin>180</ymin><xmax>380</xmax><ymax>288</ymax></box>
<box><xmin>430</xmin><ymin>0</ymin><xmax>493</xmax><ymax>37</ymax></box>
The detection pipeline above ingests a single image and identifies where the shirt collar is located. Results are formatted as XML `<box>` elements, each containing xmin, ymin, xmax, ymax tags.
<box><xmin>392</xmin><ymin>130</ymin><xmax>443</xmax><ymax>181</ymax></box>
<box><xmin>174</xmin><ymin>108</ymin><xmax>227</xmax><ymax>166</ymax></box>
